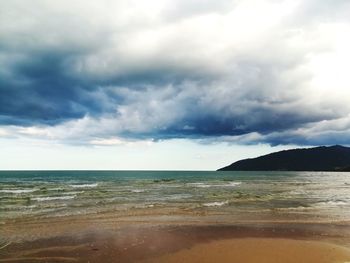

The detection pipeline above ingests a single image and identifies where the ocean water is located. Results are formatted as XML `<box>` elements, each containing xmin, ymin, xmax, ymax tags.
<box><xmin>1</xmin><ymin>171</ymin><xmax>350</xmax><ymax>222</ymax></box>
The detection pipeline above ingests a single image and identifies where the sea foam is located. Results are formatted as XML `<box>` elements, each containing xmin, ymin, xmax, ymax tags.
<box><xmin>188</xmin><ymin>181</ymin><xmax>241</xmax><ymax>188</ymax></box>
<box><xmin>69</xmin><ymin>183</ymin><xmax>98</xmax><ymax>188</ymax></box>
<box><xmin>0</xmin><ymin>189</ymin><xmax>36</xmax><ymax>194</ymax></box>
<box><xmin>203</xmin><ymin>201</ymin><xmax>229</xmax><ymax>207</ymax></box>
<box><xmin>131</xmin><ymin>189</ymin><xmax>145</xmax><ymax>193</ymax></box>
<box><xmin>32</xmin><ymin>196</ymin><xmax>76</xmax><ymax>202</ymax></box>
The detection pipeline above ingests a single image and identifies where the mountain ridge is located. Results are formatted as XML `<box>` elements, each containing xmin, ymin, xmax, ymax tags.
<box><xmin>218</xmin><ymin>145</ymin><xmax>350</xmax><ymax>171</ymax></box>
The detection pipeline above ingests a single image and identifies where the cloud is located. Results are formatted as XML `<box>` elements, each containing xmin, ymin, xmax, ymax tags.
<box><xmin>1</xmin><ymin>0</ymin><xmax>350</xmax><ymax>146</ymax></box>
<box><xmin>89</xmin><ymin>137</ymin><xmax>154</xmax><ymax>147</ymax></box>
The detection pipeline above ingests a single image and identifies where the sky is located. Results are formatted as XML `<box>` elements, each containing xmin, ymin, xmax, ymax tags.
<box><xmin>1</xmin><ymin>0</ymin><xmax>350</xmax><ymax>170</ymax></box>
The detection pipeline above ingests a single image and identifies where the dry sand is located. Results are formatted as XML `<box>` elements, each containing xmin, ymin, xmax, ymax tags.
<box><xmin>141</xmin><ymin>238</ymin><xmax>350</xmax><ymax>263</ymax></box>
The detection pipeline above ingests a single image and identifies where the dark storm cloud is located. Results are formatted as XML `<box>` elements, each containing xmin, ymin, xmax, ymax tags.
<box><xmin>1</xmin><ymin>0</ymin><xmax>350</xmax><ymax>146</ymax></box>
<box><xmin>0</xmin><ymin>50</ymin><xmax>107</xmax><ymax>125</ymax></box>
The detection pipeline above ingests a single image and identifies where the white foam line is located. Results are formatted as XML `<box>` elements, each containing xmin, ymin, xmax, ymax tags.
<box><xmin>203</xmin><ymin>201</ymin><xmax>229</xmax><ymax>207</ymax></box>
<box><xmin>32</xmin><ymin>196</ymin><xmax>76</xmax><ymax>201</ymax></box>
<box><xmin>0</xmin><ymin>189</ymin><xmax>36</xmax><ymax>194</ymax></box>
<box><xmin>69</xmin><ymin>183</ymin><xmax>98</xmax><ymax>188</ymax></box>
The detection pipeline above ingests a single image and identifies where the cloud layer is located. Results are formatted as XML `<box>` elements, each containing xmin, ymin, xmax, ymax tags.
<box><xmin>1</xmin><ymin>0</ymin><xmax>350</xmax><ymax>145</ymax></box>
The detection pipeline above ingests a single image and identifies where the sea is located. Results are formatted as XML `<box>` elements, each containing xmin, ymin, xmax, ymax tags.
<box><xmin>1</xmin><ymin>171</ymin><xmax>350</xmax><ymax>223</ymax></box>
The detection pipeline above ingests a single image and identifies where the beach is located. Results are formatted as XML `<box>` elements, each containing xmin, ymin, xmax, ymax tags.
<box><xmin>1</xmin><ymin>217</ymin><xmax>350</xmax><ymax>262</ymax></box>
<box><xmin>1</xmin><ymin>171</ymin><xmax>350</xmax><ymax>262</ymax></box>
<box><xmin>141</xmin><ymin>237</ymin><xmax>350</xmax><ymax>263</ymax></box>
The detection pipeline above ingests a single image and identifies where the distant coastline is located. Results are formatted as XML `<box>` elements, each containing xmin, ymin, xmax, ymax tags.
<box><xmin>218</xmin><ymin>145</ymin><xmax>350</xmax><ymax>171</ymax></box>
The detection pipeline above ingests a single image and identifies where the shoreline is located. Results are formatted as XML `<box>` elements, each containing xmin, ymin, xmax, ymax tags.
<box><xmin>2</xmin><ymin>208</ymin><xmax>350</xmax><ymax>243</ymax></box>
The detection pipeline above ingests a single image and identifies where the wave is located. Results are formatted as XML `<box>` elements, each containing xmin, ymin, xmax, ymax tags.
<box><xmin>188</xmin><ymin>183</ymin><xmax>212</xmax><ymax>188</ymax></box>
<box><xmin>0</xmin><ymin>189</ymin><xmax>36</xmax><ymax>194</ymax></box>
<box><xmin>223</xmin><ymin>182</ymin><xmax>242</xmax><ymax>187</ymax></box>
<box><xmin>275</xmin><ymin>206</ymin><xmax>312</xmax><ymax>211</ymax></box>
<box><xmin>69</xmin><ymin>183</ymin><xmax>98</xmax><ymax>188</ymax></box>
<box><xmin>131</xmin><ymin>189</ymin><xmax>145</xmax><ymax>193</ymax></box>
<box><xmin>32</xmin><ymin>196</ymin><xmax>76</xmax><ymax>202</ymax></box>
<box><xmin>47</xmin><ymin>187</ymin><xmax>65</xmax><ymax>191</ymax></box>
<box><xmin>188</xmin><ymin>181</ymin><xmax>241</xmax><ymax>188</ymax></box>
<box><xmin>161</xmin><ymin>194</ymin><xmax>192</xmax><ymax>200</ymax></box>
<box><xmin>314</xmin><ymin>200</ymin><xmax>348</xmax><ymax>207</ymax></box>
<box><xmin>203</xmin><ymin>201</ymin><xmax>229</xmax><ymax>207</ymax></box>
<box><xmin>59</xmin><ymin>191</ymin><xmax>82</xmax><ymax>195</ymax></box>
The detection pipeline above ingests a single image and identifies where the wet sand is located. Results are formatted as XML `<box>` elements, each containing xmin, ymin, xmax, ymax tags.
<box><xmin>1</xmin><ymin>215</ymin><xmax>350</xmax><ymax>263</ymax></box>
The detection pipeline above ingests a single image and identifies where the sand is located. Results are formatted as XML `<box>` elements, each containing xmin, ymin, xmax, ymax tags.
<box><xmin>141</xmin><ymin>238</ymin><xmax>350</xmax><ymax>263</ymax></box>
<box><xmin>1</xmin><ymin>222</ymin><xmax>350</xmax><ymax>262</ymax></box>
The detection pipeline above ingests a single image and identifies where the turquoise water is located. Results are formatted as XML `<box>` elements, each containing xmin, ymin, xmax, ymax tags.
<box><xmin>1</xmin><ymin>171</ymin><xmax>350</xmax><ymax>221</ymax></box>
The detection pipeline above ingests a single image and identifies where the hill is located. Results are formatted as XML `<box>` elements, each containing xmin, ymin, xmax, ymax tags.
<box><xmin>218</xmin><ymin>145</ymin><xmax>350</xmax><ymax>171</ymax></box>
